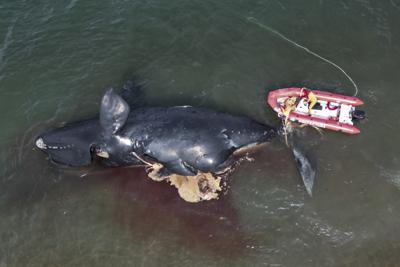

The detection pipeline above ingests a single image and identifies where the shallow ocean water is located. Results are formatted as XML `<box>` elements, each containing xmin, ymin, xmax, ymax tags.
<box><xmin>1</xmin><ymin>0</ymin><xmax>400</xmax><ymax>266</ymax></box>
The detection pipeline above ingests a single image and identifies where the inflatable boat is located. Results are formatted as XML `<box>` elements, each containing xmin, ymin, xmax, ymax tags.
<box><xmin>267</xmin><ymin>87</ymin><xmax>365</xmax><ymax>134</ymax></box>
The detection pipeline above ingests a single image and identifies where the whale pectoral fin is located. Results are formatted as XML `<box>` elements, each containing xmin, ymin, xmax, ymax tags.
<box><xmin>99</xmin><ymin>88</ymin><xmax>130</xmax><ymax>135</ymax></box>
<box><xmin>164</xmin><ymin>159</ymin><xmax>198</xmax><ymax>176</ymax></box>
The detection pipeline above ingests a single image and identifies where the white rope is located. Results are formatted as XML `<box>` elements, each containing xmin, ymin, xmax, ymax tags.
<box><xmin>246</xmin><ymin>17</ymin><xmax>359</xmax><ymax>97</ymax></box>
<box><xmin>131</xmin><ymin>151</ymin><xmax>152</xmax><ymax>166</ymax></box>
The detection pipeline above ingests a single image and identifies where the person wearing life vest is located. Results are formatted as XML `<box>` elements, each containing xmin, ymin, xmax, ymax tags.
<box><xmin>281</xmin><ymin>96</ymin><xmax>297</xmax><ymax>125</ymax></box>
<box><xmin>282</xmin><ymin>97</ymin><xmax>297</xmax><ymax>116</ymax></box>
<box><xmin>300</xmin><ymin>87</ymin><xmax>317</xmax><ymax>113</ymax></box>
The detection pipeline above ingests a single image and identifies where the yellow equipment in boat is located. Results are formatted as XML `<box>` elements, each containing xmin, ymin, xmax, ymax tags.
<box><xmin>308</xmin><ymin>91</ymin><xmax>317</xmax><ymax>112</ymax></box>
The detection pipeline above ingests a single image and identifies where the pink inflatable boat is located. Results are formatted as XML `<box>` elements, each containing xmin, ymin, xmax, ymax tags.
<box><xmin>267</xmin><ymin>87</ymin><xmax>365</xmax><ymax>134</ymax></box>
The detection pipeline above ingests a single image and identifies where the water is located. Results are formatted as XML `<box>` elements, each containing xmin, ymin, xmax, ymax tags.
<box><xmin>1</xmin><ymin>0</ymin><xmax>400</xmax><ymax>266</ymax></box>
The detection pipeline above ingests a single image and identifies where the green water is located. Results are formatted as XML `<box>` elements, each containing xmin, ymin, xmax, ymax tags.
<box><xmin>1</xmin><ymin>0</ymin><xmax>400</xmax><ymax>266</ymax></box>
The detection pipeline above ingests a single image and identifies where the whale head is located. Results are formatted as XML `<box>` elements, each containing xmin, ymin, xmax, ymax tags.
<box><xmin>35</xmin><ymin>88</ymin><xmax>131</xmax><ymax>166</ymax></box>
<box><xmin>35</xmin><ymin>119</ymin><xmax>101</xmax><ymax>166</ymax></box>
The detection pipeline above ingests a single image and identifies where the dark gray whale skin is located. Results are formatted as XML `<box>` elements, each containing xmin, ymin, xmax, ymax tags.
<box><xmin>35</xmin><ymin>89</ymin><xmax>276</xmax><ymax>176</ymax></box>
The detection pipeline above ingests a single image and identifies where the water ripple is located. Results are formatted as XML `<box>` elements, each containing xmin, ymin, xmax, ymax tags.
<box><xmin>0</xmin><ymin>19</ymin><xmax>16</xmax><ymax>75</ymax></box>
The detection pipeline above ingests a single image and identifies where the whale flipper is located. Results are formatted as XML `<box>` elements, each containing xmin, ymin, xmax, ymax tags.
<box><xmin>100</xmin><ymin>88</ymin><xmax>130</xmax><ymax>135</ymax></box>
<box><xmin>292</xmin><ymin>146</ymin><xmax>315</xmax><ymax>196</ymax></box>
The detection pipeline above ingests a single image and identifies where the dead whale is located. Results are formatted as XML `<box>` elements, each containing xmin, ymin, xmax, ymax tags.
<box><xmin>35</xmin><ymin>88</ymin><xmax>277</xmax><ymax>202</ymax></box>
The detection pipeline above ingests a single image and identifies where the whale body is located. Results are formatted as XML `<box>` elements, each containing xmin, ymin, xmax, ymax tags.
<box><xmin>35</xmin><ymin>89</ymin><xmax>276</xmax><ymax>178</ymax></box>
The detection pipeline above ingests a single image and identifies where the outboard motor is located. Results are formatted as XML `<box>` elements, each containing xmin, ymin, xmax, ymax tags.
<box><xmin>352</xmin><ymin>109</ymin><xmax>366</xmax><ymax>121</ymax></box>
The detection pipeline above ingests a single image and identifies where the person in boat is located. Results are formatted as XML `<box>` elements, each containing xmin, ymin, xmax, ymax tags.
<box><xmin>300</xmin><ymin>87</ymin><xmax>317</xmax><ymax>113</ymax></box>
<box><xmin>282</xmin><ymin>96</ymin><xmax>297</xmax><ymax>117</ymax></box>
<box><xmin>281</xmin><ymin>96</ymin><xmax>297</xmax><ymax>126</ymax></box>
<box><xmin>281</xmin><ymin>87</ymin><xmax>318</xmax><ymax>123</ymax></box>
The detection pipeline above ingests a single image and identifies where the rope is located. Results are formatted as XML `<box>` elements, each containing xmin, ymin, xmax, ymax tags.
<box><xmin>131</xmin><ymin>151</ymin><xmax>152</xmax><ymax>166</ymax></box>
<box><xmin>246</xmin><ymin>17</ymin><xmax>359</xmax><ymax>97</ymax></box>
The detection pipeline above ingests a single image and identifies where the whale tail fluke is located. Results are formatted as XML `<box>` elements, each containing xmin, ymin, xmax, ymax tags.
<box><xmin>277</xmin><ymin>125</ymin><xmax>316</xmax><ymax>196</ymax></box>
<box><xmin>290</xmin><ymin>144</ymin><xmax>315</xmax><ymax>196</ymax></box>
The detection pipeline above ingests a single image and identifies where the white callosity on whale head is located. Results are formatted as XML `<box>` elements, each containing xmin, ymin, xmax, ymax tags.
<box><xmin>35</xmin><ymin>138</ymin><xmax>47</xmax><ymax>149</ymax></box>
<box><xmin>35</xmin><ymin>138</ymin><xmax>72</xmax><ymax>150</ymax></box>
